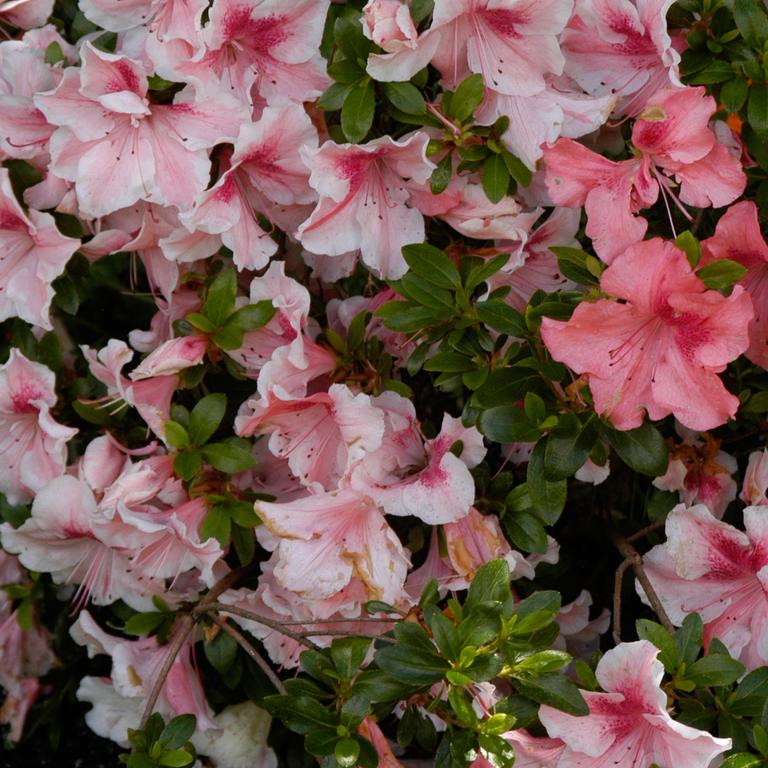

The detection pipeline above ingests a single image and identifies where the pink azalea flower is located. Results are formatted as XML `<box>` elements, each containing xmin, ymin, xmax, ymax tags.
<box><xmin>36</xmin><ymin>43</ymin><xmax>247</xmax><ymax>218</ymax></box>
<box><xmin>554</xmin><ymin>590</ymin><xmax>610</xmax><ymax>658</ymax></box>
<box><xmin>0</xmin><ymin>167</ymin><xmax>79</xmax><ymax>329</ymax></box>
<box><xmin>362</xmin><ymin>0</ymin><xmax>418</xmax><ymax>53</ymax></box>
<box><xmin>79</xmin><ymin>0</ymin><xmax>206</xmax><ymax>41</ymax></box>
<box><xmin>367</xmin><ymin>0</ymin><xmax>573</xmax><ymax>96</ymax></box>
<box><xmin>255</xmin><ymin>489</ymin><xmax>410</xmax><ymax>603</ymax></box>
<box><xmin>255</xmin><ymin>336</ymin><xmax>337</xmax><ymax>401</ymax></box>
<box><xmin>653</xmin><ymin>430</ymin><xmax>737</xmax><ymax>519</ymax></box>
<box><xmin>358</xmin><ymin>716</ymin><xmax>404</xmax><ymax>768</ymax></box>
<box><xmin>504</xmin><ymin>729</ymin><xmax>565</xmax><ymax>768</ymax></box>
<box><xmin>701</xmin><ymin>200</ymin><xmax>768</xmax><ymax>369</ymax></box>
<box><xmin>162</xmin><ymin>0</ymin><xmax>330</xmax><ymax>104</ymax></box>
<box><xmin>0</xmin><ymin>0</ymin><xmax>52</xmax><ymax>29</ymax></box>
<box><xmin>130</xmin><ymin>334</ymin><xmax>208</xmax><ymax>380</ymax></box>
<box><xmin>543</xmin><ymin>87</ymin><xmax>746</xmax><ymax>262</ymax></box>
<box><xmin>350</xmin><ymin>402</ymin><xmax>486</xmax><ymax>524</ymax></box>
<box><xmin>540</xmin><ymin>238</ymin><xmax>753</xmax><ymax>431</ymax></box>
<box><xmin>643</xmin><ymin>503</ymin><xmax>768</xmax><ymax>670</ymax></box>
<box><xmin>236</xmin><ymin>383</ymin><xmax>385</xmax><ymax>492</ymax></box>
<box><xmin>562</xmin><ymin>0</ymin><xmax>682</xmax><ymax>116</ymax></box>
<box><xmin>297</xmin><ymin>133</ymin><xmax>435</xmax><ymax>279</ymax></box>
<box><xmin>0</xmin><ymin>349</ymin><xmax>77</xmax><ymax>505</ymax></box>
<box><xmin>742</xmin><ymin>449</ymin><xmax>768</xmax><ymax>506</ymax></box>
<box><xmin>540</xmin><ymin>639</ymin><xmax>731</xmax><ymax>766</ymax></box>
<box><xmin>72</xmin><ymin>611</ymin><xmax>217</xmax><ymax>730</ymax></box>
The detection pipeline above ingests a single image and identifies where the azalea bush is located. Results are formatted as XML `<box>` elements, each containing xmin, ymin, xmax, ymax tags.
<box><xmin>3</xmin><ymin>0</ymin><xmax>768</xmax><ymax>767</ymax></box>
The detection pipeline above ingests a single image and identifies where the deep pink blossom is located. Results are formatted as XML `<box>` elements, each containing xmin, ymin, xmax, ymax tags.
<box><xmin>541</xmin><ymin>238</ymin><xmax>753</xmax><ymax>431</ymax></box>
<box><xmin>540</xmin><ymin>640</ymin><xmax>731</xmax><ymax>766</ymax></box>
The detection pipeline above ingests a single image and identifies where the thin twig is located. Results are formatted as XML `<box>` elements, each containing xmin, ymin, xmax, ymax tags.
<box><xmin>196</xmin><ymin>602</ymin><xmax>322</xmax><ymax>651</ymax></box>
<box><xmin>210</xmin><ymin>614</ymin><xmax>287</xmax><ymax>695</ymax></box>
<box><xmin>612</xmin><ymin>558</ymin><xmax>631</xmax><ymax>645</ymax></box>
<box><xmin>610</xmin><ymin>530</ymin><xmax>675</xmax><ymax>634</ymax></box>
<box><xmin>139</xmin><ymin>566</ymin><xmax>254</xmax><ymax>728</ymax></box>
<box><xmin>626</xmin><ymin>520</ymin><xmax>666</xmax><ymax>544</ymax></box>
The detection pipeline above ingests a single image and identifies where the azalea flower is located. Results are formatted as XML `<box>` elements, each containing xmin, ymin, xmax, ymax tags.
<box><xmin>643</xmin><ymin>503</ymin><xmax>768</xmax><ymax>671</ymax></box>
<box><xmin>541</xmin><ymin>237</ymin><xmax>753</xmax><ymax>431</ymax></box>
<box><xmin>543</xmin><ymin>87</ymin><xmax>746</xmax><ymax>262</ymax></box>
<box><xmin>539</xmin><ymin>639</ymin><xmax>731</xmax><ymax>766</ymax></box>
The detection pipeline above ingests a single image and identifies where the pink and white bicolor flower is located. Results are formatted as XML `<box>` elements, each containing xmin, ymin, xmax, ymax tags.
<box><xmin>35</xmin><ymin>43</ymin><xmax>247</xmax><ymax>218</ymax></box>
<box><xmin>539</xmin><ymin>639</ymin><xmax>731</xmax><ymax>766</ymax></box>
<box><xmin>297</xmin><ymin>133</ymin><xmax>435</xmax><ymax>280</ymax></box>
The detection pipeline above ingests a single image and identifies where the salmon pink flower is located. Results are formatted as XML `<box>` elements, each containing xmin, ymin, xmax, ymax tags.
<box><xmin>643</xmin><ymin>503</ymin><xmax>768</xmax><ymax>670</ymax></box>
<box><xmin>297</xmin><ymin>133</ymin><xmax>435</xmax><ymax>279</ymax></box>
<box><xmin>0</xmin><ymin>349</ymin><xmax>77</xmax><ymax>505</ymax></box>
<box><xmin>541</xmin><ymin>238</ymin><xmax>753</xmax><ymax>431</ymax></box>
<box><xmin>701</xmin><ymin>201</ymin><xmax>768</xmax><ymax>369</ymax></box>
<box><xmin>543</xmin><ymin>87</ymin><xmax>746</xmax><ymax>262</ymax></box>
<box><xmin>742</xmin><ymin>449</ymin><xmax>768</xmax><ymax>506</ymax></box>
<box><xmin>540</xmin><ymin>640</ymin><xmax>731</xmax><ymax>766</ymax></box>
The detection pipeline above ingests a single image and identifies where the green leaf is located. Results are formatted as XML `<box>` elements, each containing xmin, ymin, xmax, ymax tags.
<box><xmin>202</xmin><ymin>442</ymin><xmax>256</xmax><ymax>473</ymax></box>
<box><xmin>319</xmin><ymin>82</ymin><xmax>353</xmax><ymax>110</ymax></box>
<box><xmin>513</xmin><ymin>672</ymin><xmax>588</xmax><ymax>716</ymax></box>
<box><xmin>449</xmin><ymin>74</ymin><xmax>485</xmax><ymax>123</ymax></box>
<box><xmin>543</xmin><ymin>414</ymin><xmax>598</xmax><ymax>480</ymax></box>
<box><xmin>721</xmin><ymin>755</ymin><xmax>764</xmax><ymax>768</ymax></box>
<box><xmin>424</xmin><ymin>351</ymin><xmax>475</xmax><ymax>373</ymax></box>
<box><xmin>527</xmin><ymin>442</ymin><xmax>567</xmax><ymax>525</ymax></box>
<box><xmin>334</xmin><ymin>16</ymin><xmax>373</xmax><ymax>61</ymax></box>
<box><xmin>402</xmin><ymin>244</ymin><xmax>461</xmax><ymax>289</ymax></box>
<box><xmin>204</xmin><ymin>269</ymin><xmax>237</xmax><ymax>326</ymax></box>
<box><xmin>721</xmin><ymin>77</ymin><xmax>749</xmax><ymax>113</ymax></box>
<box><xmin>503</xmin><ymin>509</ymin><xmax>548</xmax><ymax>554</ymax></box>
<box><xmin>687</xmin><ymin>60</ymin><xmax>735</xmax><ymax>84</ymax></box>
<box><xmin>225</xmin><ymin>301</ymin><xmax>276</xmax><ymax>333</ymax></box>
<box><xmin>304</xmin><ymin>728</ymin><xmax>339</xmax><ymax>757</ymax></box>
<box><xmin>330</xmin><ymin>637</ymin><xmax>372</xmax><ymax>681</ymax></box>
<box><xmin>476</xmin><ymin>300</ymin><xmax>526</xmax><ymax>337</ymax></box>
<box><xmin>164</xmin><ymin>421</ymin><xmax>190</xmax><ymax>450</ymax></box>
<box><xmin>750</xmin><ymin>86</ymin><xmax>768</xmax><ymax>139</ymax></box>
<box><xmin>482</xmin><ymin>153</ymin><xmax>510</xmax><ymax>204</ymax></box>
<box><xmin>466</xmin><ymin>560</ymin><xmax>512</xmax><ymax>610</ymax></box>
<box><xmin>674</xmin><ymin>230</ymin><xmax>702</xmax><ymax>269</ymax></box>
<box><xmin>477</xmin><ymin>405</ymin><xmax>540</xmax><ymax>443</ymax></box>
<box><xmin>734</xmin><ymin>0</ymin><xmax>768</xmax><ymax>48</ymax></box>
<box><xmin>384</xmin><ymin>82</ymin><xmax>426</xmax><ymax>114</ymax></box>
<box><xmin>676</xmin><ymin>613</ymin><xmax>704</xmax><ymax>667</ymax></box>
<box><xmin>158</xmin><ymin>749</ymin><xmax>194</xmax><ymax>767</ymax></box>
<box><xmin>551</xmin><ymin>246</ymin><xmax>600</xmax><ymax>286</ymax></box>
<box><xmin>328</xmin><ymin>58</ymin><xmax>366</xmax><ymax>84</ymax></box>
<box><xmin>124</xmin><ymin>612</ymin><xmax>166</xmax><ymax>637</ymax></box>
<box><xmin>188</xmin><ymin>393</ymin><xmax>226</xmax><ymax>446</ymax></box>
<box><xmin>375</xmin><ymin>645</ymin><xmax>450</xmax><ymax>686</ymax></box>
<box><xmin>603</xmin><ymin>421</ymin><xmax>668</xmax><ymax>476</ymax></box>
<box><xmin>380</xmin><ymin>305</ymin><xmax>452</xmax><ymax>333</ymax></box>
<box><xmin>44</xmin><ymin>41</ymin><xmax>65</xmax><ymax>65</ymax></box>
<box><xmin>159</xmin><ymin>715</ymin><xmax>197</xmax><ymax>750</ymax></box>
<box><xmin>687</xmin><ymin>654</ymin><xmax>746</xmax><ymax>688</ymax></box>
<box><xmin>398</xmin><ymin>273</ymin><xmax>455</xmax><ymax>310</ymax></box>
<box><xmin>430</xmin><ymin>153</ymin><xmax>453</xmax><ymax>194</ymax></box>
<box><xmin>411</xmin><ymin>0</ymin><xmax>434</xmax><ymax>25</ymax></box>
<box><xmin>500</xmin><ymin>149</ymin><xmax>533</xmax><ymax>187</ymax></box>
<box><xmin>636</xmin><ymin>620</ymin><xmax>679</xmax><ymax>672</ymax></box>
<box><xmin>127</xmin><ymin>754</ymin><xmax>155</xmax><ymax>768</ymax></box>
<box><xmin>341</xmin><ymin>76</ymin><xmax>375</xmax><ymax>143</ymax></box>
<box><xmin>205</xmin><ymin>629</ymin><xmax>238</xmax><ymax>675</ymax></box>
<box><xmin>463</xmin><ymin>252</ymin><xmax>510</xmax><ymax>293</ymax></box>
<box><xmin>264</xmin><ymin>694</ymin><xmax>338</xmax><ymax>734</ymax></box>
<box><xmin>335</xmin><ymin>737</ymin><xmax>360</xmax><ymax>768</ymax></box>
<box><xmin>173</xmin><ymin>451</ymin><xmax>202</xmax><ymax>481</ymax></box>
<box><xmin>696</xmin><ymin>259</ymin><xmax>748</xmax><ymax>291</ymax></box>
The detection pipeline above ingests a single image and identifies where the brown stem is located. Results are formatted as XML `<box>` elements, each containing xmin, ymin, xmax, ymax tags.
<box><xmin>610</xmin><ymin>530</ymin><xmax>675</xmax><ymax>635</ymax></box>
<box><xmin>195</xmin><ymin>602</ymin><xmax>322</xmax><ymax>651</ymax></box>
<box><xmin>612</xmin><ymin>558</ymin><xmax>631</xmax><ymax>645</ymax></box>
<box><xmin>626</xmin><ymin>520</ymin><xmax>666</xmax><ymax>544</ymax></box>
<box><xmin>139</xmin><ymin>566</ymin><xmax>254</xmax><ymax>728</ymax></box>
<box><xmin>209</xmin><ymin>614</ymin><xmax>287</xmax><ymax>695</ymax></box>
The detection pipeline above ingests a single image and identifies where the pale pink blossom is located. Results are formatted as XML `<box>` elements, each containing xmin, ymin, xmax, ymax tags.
<box><xmin>236</xmin><ymin>384</ymin><xmax>385</xmax><ymax>491</ymax></box>
<box><xmin>362</xmin><ymin>0</ymin><xmax>418</xmax><ymax>53</ymax></box>
<box><xmin>540</xmin><ymin>640</ymin><xmax>731</xmax><ymax>766</ymax></box>
<box><xmin>742</xmin><ymin>449</ymin><xmax>768</xmax><ymax>507</ymax></box>
<box><xmin>543</xmin><ymin>87</ymin><xmax>746</xmax><ymax>262</ymax></box>
<box><xmin>0</xmin><ymin>349</ymin><xmax>77</xmax><ymax>505</ymax></box>
<box><xmin>367</xmin><ymin>0</ymin><xmax>573</xmax><ymax>96</ymax></box>
<box><xmin>0</xmin><ymin>167</ymin><xmax>79</xmax><ymax>329</ymax></box>
<box><xmin>541</xmin><ymin>238</ymin><xmax>753</xmax><ymax>431</ymax></box>
<box><xmin>562</xmin><ymin>0</ymin><xmax>682</xmax><ymax>116</ymax></box>
<box><xmin>554</xmin><ymin>590</ymin><xmax>610</xmax><ymax>658</ymax></box>
<box><xmin>643</xmin><ymin>503</ymin><xmax>768</xmax><ymax>670</ymax></box>
<box><xmin>701</xmin><ymin>200</ymin><xmax>768</xmax><ymax>369</ymax></box>
<box><xmin>297</xmin><ymin>133</ymin><xmax>435</xmax><ymax>279</ymax></box>
<box><xmin>130</xmin><ymin>334</ymin><xmax>208</xmax><ymax>380</ymax></box>
<box><xmin>36</xmin><ymin>43</ymin><xmax>247</xmax><ymax>218</ymax></box>
<box><xmin>256</xmin><ymin>336</ymin><xmax>337</xmax><ymax>401</ymax></box>
<box><xmin>255</xmin><ymin>489</ymin><xmax>410</xmax><ymax>603</ymax></box>
<box><xmin>0</xmin><ymin>0</ymin><xmax>52</xmax><ymax>29</ymax></box>
<box><xmin>79</xmin><ymin>0</ymin><xmax>206</xmax><ymax>41</ymax></box>
<box><xmin>504</xmin><ymin>730</ymin><xmax>565</xmax><ymax>768</ymax></box>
